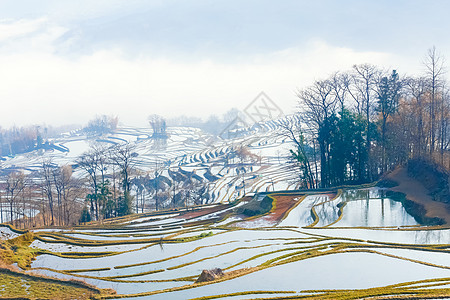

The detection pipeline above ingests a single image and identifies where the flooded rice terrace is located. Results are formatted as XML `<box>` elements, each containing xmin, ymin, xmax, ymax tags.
<box><xmin>3</xmin><ymin>187</ymin><xmax>446</xmax><ymax>299</ymax></box>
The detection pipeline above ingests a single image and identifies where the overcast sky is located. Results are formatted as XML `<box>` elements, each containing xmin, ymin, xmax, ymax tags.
<box><xmin>0</xmin><ymin>0</ymin><xmax>449</xmax><ymax>127</ymax></box>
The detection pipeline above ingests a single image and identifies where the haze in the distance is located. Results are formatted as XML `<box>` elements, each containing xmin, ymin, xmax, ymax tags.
<box><xmin>0</xmin><ymin>0</ymin><xmax>449</xmax><ymax>127</ymax></box>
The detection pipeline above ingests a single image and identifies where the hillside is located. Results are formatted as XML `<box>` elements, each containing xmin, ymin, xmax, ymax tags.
<box><xmin>386</xmin><ymin>166</ymin><xmax>450</xmax><ymax>225</ymax></box>
<box><xmin>1</xmin><ymin>116</ymin><xmax>301</xmax><ymax>214</ymax></box>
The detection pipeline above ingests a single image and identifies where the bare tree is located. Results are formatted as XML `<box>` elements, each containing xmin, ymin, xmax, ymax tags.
<box><xmin>132</xmin><ymin>171</ymin><xmax>147</xmax><ymax>213</ymax></box>
<box><xmin>148</xmin><ymin>115</ymin><xmax>168</xmax><ymax>139</ymax></box>
<box><xmin>297</xmin><ymin>79</ymin><xmax>336</xmax><ymax>187</ymax></box>
<box><xmin>405</xmin><ymin>76</ymin><xmax>429</xmax><ymax>157</ymax></box>
<box><xmin>351</xmin><ymin>64</ymin><xmax>382</xmax><ymax>180</ymax></box>
<box><xmin>76</xmin><ymin>148</ymin><xmax>103</xmax><ymax>220</ymax></box>
<box><xmin>150</xmin><ymin>159</ymin><xmax>165</xmax><ymax>211</ymax></box>
<box><xmin>0</xmin><ymin>188</ymin><xmax>3</xmax><ymax>224</ymax></box>
<box><xmin>52</xmin><ymin>165</ymin><xmax>81</xmax><ymax>225</ymax></box>
<box><xmin>41</xmin><ymin>160</ymin><xmax>56</xmax><ymax>225</ymax></box>
<box><xmin>111</xmin><ymin>143</ymin><xmax>137</xmax><ymax>194</ymax></box>
<box><xmin>439</xmin><ymin>85</ymin><xmax>450</xmax><ymax>164</ymax></box>
<box><xmin>330</xmin><ymin>71</ymin><xmax>351</xmax><ymax>112</ymax></box>
<box><xmin>279</xmin><ymin>116</ymin><xmax>316</xmax><ymax>188</ymax></box>
<box><xmin>110</xmin><ymin>143</ymin><xmax>138</xmax><ymax>215</ymax></box>
<box><xmin>4</xmin><ymin>171</ymin><xmax>25</xmax><ymax>224</ymax></box>
<box><xmin>423</xmin><ymin>46</ymin><xmax>446</xmax><ymax>156</ymax></box>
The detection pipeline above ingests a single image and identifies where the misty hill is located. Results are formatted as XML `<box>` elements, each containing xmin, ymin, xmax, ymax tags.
<box><xmin>0</xmin><ymin>116</ymin><xmax>301</xmax><ymax>208</ymax></box>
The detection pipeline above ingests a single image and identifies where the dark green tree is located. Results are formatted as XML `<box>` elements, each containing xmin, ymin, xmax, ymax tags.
<box><xmin>289</xmin><ymin>132</ymin><xmax>315</xmax><ymax>189</ymax></box>
<box><xmin>117</xmin><ymin>191</ymin><xmax>133</xmax><ymax>216</ymax></box>
<box><xmin>377</xmin><ymin>70</ymin><xmax>402</xmax><ymax>172</ymax></box>
<box><xmin>79</xmin><ymin>206</ymin><xmax>91</xmax><ymax>223</ymax></box>
<box><xmin>98</xmin><ymin>180</ymin><xmax>114</xmax><ymax>219</ymax></box>
<box><xmin>328</xmin><ymin>109</ymin><xmax>368</xmax><ymax>185</ymax></box>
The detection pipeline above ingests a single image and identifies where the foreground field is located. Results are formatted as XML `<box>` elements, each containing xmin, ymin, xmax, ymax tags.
<box><xmin>0</xmin><ymin>268</ymin><xmax>114</xmax><ymax>299</ymax></box>
<box><xmin>1</xmin><ymin>187</ymin><xmax>449</xmax><ymax>299</ymax></box>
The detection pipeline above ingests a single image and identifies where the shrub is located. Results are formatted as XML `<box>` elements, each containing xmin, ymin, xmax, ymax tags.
<box><xmin>237</xmin><ymin>196</ymin><xmax>273</xmax><ymax>217</ymax></box>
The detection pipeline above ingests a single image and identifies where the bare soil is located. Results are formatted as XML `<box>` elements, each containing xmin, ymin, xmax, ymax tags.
<box><xmin>234</xmin><ymin>193</ymin><xmax>317</xmax><ymax>227</ymax></box>
<box><xmin>387</xmin><ymin>166</ymin><xmax>450</xmax><ymax>225</ymax></box>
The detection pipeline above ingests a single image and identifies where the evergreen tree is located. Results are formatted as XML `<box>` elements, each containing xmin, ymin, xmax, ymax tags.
<box><xmin>79</xmin><ymin>206</ymin><xmax>91</xmax><ymax>223</ymax></box>
<box><xmin>117</xmin><ymin>191</ymin><xmax>133</xmax><ymax>216</ymax></box>
<box><xmin>377</xmin><ymin>70</ymin><xmax>402</xmax><ymax>172</ymax></box>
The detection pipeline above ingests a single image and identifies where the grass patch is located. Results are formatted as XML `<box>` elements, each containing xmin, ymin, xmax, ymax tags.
<box><xmin>0</xmin><ymin>267</ymin><xmax>115</xmax><ymax>299</ymax></box>
<box><xmin>177</xmin><ymin>231</ymin><xmax>215</xmax><ymax>242</ymax></box>
<box><xmin>0</xmin><ymin>232</ymin><xmax>39</xmax><ymax>269</ymax></box>
<box><xmin>0</xmin><ymin>224</ymin><xmax>28</xmax><ymax>235</ymax></box>
<box><xmin>199</xmin><ymin>231</ymin><xmax>213</xmax><ymax>238</ymax></box>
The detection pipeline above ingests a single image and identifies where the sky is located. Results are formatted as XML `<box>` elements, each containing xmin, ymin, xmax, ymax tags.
<box><xmin>0</xmin><ymin>0</ymin><xmax>449</xmax><ymax>128</ymax></box>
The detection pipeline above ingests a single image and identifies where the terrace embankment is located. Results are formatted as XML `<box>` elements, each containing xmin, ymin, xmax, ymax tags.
<box><xmin>386</xmin><ymin>165</ymin><xmax>450</xmax><ymax>225</ymax></box>
<box><xmin>234</xmin><ymin>192</ymin><xmax>336</xmax><ymax>227</ymax></box>
<box><xmin>177</xmin><ymin>199</ymin><xmax>250</xmax><ymax>219</ymax></box>
<box><xmin>0</xmin><ymin>232</ymin><xmax>116</xmax><ymax>299</ymax></box>
<box><xmin>0</xmin><ymin>265</ymin><xmax>115</xmax><ymax>299</ymax></box>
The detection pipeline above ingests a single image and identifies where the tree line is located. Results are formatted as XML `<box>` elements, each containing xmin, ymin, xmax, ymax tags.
<box><xmin>287</xmin><ymin>47</ymin><xmax>449</xmax><ymax>188</ymax></box>
<box><xmin>0</xmin><ymin>141</ymin><xmax>210</xmax><ymax>228</ymax></box>
<box><xmin>0</xmin><ymin>114</ymin><xmax>214</xmax><ymax>229</ymax></box>
<box><xmin>0</xmin><ymin>142</ymin><xmax>136</xmax><ymax>228</ymax></box>
<box><xmin>0</xmin><ymin>124</ymin><xmax>78</xmax><ymax>157</ymax></box>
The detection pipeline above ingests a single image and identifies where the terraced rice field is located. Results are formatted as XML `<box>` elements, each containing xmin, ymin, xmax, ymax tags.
<box><xmin>3</xmin><ymin>187</ymin><xmax>449</xmax><ymax>299</ymax></box>
<box><xmin>2</xmin><ymin>119</ymin><xmax>450</xmax><ymax>299</ymax></box>
<box><xmin>1</xmin><ymin>118</ymin><xmax>302</xmax><ymax>207</ymax></box>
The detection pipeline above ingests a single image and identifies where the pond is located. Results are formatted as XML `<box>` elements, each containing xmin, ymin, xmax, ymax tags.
<box><xmin>279</xmin><ymin>188</ymin><xmax>419</xmax><ymax>228</ymax></box>
<box><xmin>331</xmin><ymin>188</ymin><xmax>418</xmax><ymax>227</ymax></box>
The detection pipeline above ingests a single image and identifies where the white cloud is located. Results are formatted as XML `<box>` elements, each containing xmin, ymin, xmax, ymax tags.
<box><xmin>0</xmin><ymin>32</ymin><xmax>409</xmax><ymax>128</ymax></box>
<box><xmin>0</xmin><ymin>18</ymin><xmax>68</xmax><ymax>54</ymax></box>
<box><xmin>0</xmin><ymin>18</ymin><xmax>48</xmax><ymax>42</ymax></box>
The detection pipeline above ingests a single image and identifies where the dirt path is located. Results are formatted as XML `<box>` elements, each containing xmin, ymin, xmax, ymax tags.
<box><xmin>387</xmin><ymin>167</ymin><xmax>450</xmax><ymax>225</ymax></box>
